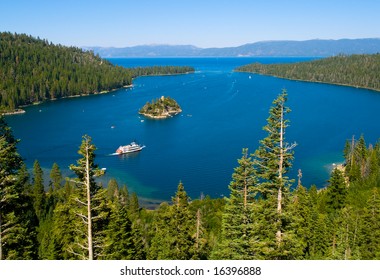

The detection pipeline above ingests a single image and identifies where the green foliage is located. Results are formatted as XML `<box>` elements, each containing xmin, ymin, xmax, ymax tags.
<box><xmin>326</xmin><ymin>169</ymin><xmax>347</xmax><ymax>213</ymax></box>
<box><xmin>103</xmin><ymin>202</ymin><xmax>135</xmax><ymax>259</ymax></box>
<box><xmin>253</xmin><ymin>89</ymin><xmax>295</xmax><ymax>198</ymax></box>
<box><xmin>32</xmin><ymin>160</ymin><xmax>46</xmax><ymax>220</ymax></box>
<box><xmin>139</xmin><ymin>96</ymin><xmax>182</xmax><ymax>117</ymax></box>
<box><xmin>252</xmin><ymin>90</ymin><xmax>299</xmax><ymax>259</ymax></box>
<box><xmin>0</xmin><ymin>32</ymin><xmax>194</xmax><ymax>113</ymax></box>
<box><xmin>359</xmin><ymin>188</ymin><xmax>380</xmax><ymax>259</ymax></box>
<box><xmin>131</xmin><ymin>66</ymin><xmax>194</xmax><ymax>77</ymax></box>
<box><xmin>214</xmin><ymin>149</ymin><xmax>257</xmax><ymax>259</ymax></box>
<box><xmin>0</xmin><ymin>116</ymin><xmax>37</xmax><ymax>259</ymax></box>
<box><xmin>236</xmin><ymin>54</ymin><xmax>380</xmax><ymax>91</ymax></box>
<box><xmin>49</xmin><ymin>163</ymin><xmax>62</xmax><ymax>192</ymax></box>
<box><xmin>68</xmin><ymin>135</ymin><xmax>109</xmax><ymax>260</ymax></box>
<box><xmin>148</xmin><ymin>182</ymin><xmax>195</xmax><ymax>259</ymax></box>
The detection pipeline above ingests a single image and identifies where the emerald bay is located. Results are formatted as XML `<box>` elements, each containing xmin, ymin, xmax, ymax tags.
<box><xmin>6</xmin><ymin>57</ymin><xmax>380</xmax><ymax>202</ymax></box>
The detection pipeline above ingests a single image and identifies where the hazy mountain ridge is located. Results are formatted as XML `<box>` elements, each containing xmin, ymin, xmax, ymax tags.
<box><xmin>85</xmin><ymin>38</ymin><xmax>380</xmax><ymax>57</ymax></box>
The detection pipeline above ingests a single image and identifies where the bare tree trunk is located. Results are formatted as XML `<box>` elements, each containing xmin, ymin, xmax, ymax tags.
<box><xmin>276</xmin><ymin>102</ymin><xmax>284</xmax><ymax>245</ymax></box>
<box><xmin>85</xmin><ymin>142</ymin><xmax>93</xmax><ymax>260</ymax></box>
<box><xmin>297</xmin><ymin>169</ymin><xmax>302</xmax><ymax>188</ymax></box>
<box><xmin>344</xmin><ymin>223</ymin><xmax>350</xmax><ymax>260</ymax></box>
<box><xmin>242</xmin><ymin>150</ymin><xmax>248</xmax><ymax>209</ymax></box>
<box><xmin>195</xmin><ymin>209</ymin><xmax>201</xmax><ymax>249</ymax></box>
<box><xmin>350</xmin><ymin>135</ymin><xmax>355</xmax><ymax>168</ymax></box>
<box><xmin>244</xmin><ymin>178</ymin><xmax>248</xmax><ymax>210</ymax></box>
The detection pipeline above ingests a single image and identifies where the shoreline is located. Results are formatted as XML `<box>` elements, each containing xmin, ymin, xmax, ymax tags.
<box><xmin>139</xmin><ymin>110</ymin><xmax>182</xmax><ymax>119</ymax></box>
<box><xmin>236</xmin><ymin>70</ymin><xmax>380</xmax><ymax>93</ymax></box>
<box><xmin>134</xmin><ymin>71</ymin><xmax>194</xmax><ymax>79</ymax></box>
<box><xmin>3</xmin><ymin>84</ymin><xmax>134</xmax><ymax>115</ymax></box>
<box><xmin>3</xmin><ymin>71</ymin><xmax>192</xmax><ymax>116</ymax></box>
<box><xmin>1</xmin><ymin>108</ymin><xmax>26</xmax><ymax>116</ymax></box>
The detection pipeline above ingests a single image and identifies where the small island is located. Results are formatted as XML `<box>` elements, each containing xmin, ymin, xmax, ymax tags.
<box><xmin>139</xmin><ymin>96</ymin><xmax>182</xmax><ymax>119</ymax></box>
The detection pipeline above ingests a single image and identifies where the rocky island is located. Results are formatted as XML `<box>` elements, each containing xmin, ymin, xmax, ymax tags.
<box><xmin>139</xmin><ymin>96</ymin><xmax>182</xmax><ymax>119</ymax></box>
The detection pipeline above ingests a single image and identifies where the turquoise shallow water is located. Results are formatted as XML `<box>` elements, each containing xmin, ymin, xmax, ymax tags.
<box><xmin>6</xmin><ymin>57</ymin><xmax>380</xmax><ymax>201</ymax></box>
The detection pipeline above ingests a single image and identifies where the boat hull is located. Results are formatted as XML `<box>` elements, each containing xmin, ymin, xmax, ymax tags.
<box><xmin>116</xmin><ymin>147</ymin><xmax>143</xmax><ymax>154</ymax></box>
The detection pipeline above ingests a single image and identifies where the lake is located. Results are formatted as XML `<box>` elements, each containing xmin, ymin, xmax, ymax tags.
<box><xmin>6</xmin><ymin>57</ymin><xmax>380</xmax><ymax>203</ymax></box>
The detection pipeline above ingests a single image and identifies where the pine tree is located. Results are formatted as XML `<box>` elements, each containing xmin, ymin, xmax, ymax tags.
<box><xmin>103</xmin><ymin>202</ymin><xmax>135</xmax><ymax>259</ymax></box>
<box><xmin>119</xmin><ymin>185</ymin><xmax>130</xmax><ymax>208</ymax></box>
<box><xmin>50</xmin><ymin>185</ymin><xmax>77</xmax><ymax>259</ymax></box>
<box><xmin>192</xmin><ymin>207</ymin><xmax>207</xmax><ymax>259</ymax></box>
<box><xmin>307</xmin><ymin>186</ymin><xmax>329</xmax><ymax>259</ymax></box>
<box><xmin>328</xmin><ymin>206</ymin><xmax>361</xmax><ymax>260</ymax></box>
<box><xmin>0</xmin><ymin>116</ymin><xmax>38</xmax><ymax>260</ymax></box>
<box><xmin>45</xmin><ymin>162</ymin><xmax>63</xmax><ymax>218</ymax></box>
<box><xmin>326</xmin><ymin>168</ymin><xmax>347</xmax><ymax>213</ymax></box>
<box><xmin>68</xmin><ymin>135</ymin><xmax>107</xmax><ymax>260</ymax></box>
<box><xmin>148</xmin><ymin>182</ymin><xmax>194</xmax><ymax>259</ymax></box>
<box><xmin>102</xmin><ymin>181</ymin><xmax>145</xmax><ymax>260</ymax></box>
<box><xmin>214</xmin><ymin>148</ymin><xmax>257</xmax><ymax>259</ymax></box>
<box><xmin>355</xmin><ymin>135</ymin><xmax>368</xmax><ymax>178</ymax></box>
<box><xmin>252</xmin><ymin>90</ymin><xmax>297</xmax><ymax>257</ymax></box>
<box><xmin>49</xmin><ymin>162</ymin><xmax>62</xmax><ymax>192</ymax></box>
<box><xmin>368</xmin><ymin>144</ymin><xmax>380</xmax><ymax>177</ymax></box>
<box><xmin>106</xmin><ymin>178</ymin><xmax>119</xmax><ymax>201</ymax></box>
<box><xmin>287</xmin><ymin>185</ymin><xmax>311</xmax><ymax>259</ymax></box>
<box><xmin>148</xmin><ymin>202</ymin><xmax>173</xmax><ymax>259</ymax></box>
<box><xmin>170</xmin><ymin>182</ymin><xmax>194</xmax><ymax>259</ymax></box>
<box><xmin>129</xmin><ymin>192</ymin><xmax>140</xmax><ymax>217</ymax></box>
<box><xmin>38</xmin><ymin>163</ymin><xmax>64</xmax><ymax>260</ymax></box>
<box><xmin>359</xmin><ymin>188</ymin><xmax>380</xmax><ymax>259</ymax></box>
<box><xmin>32</xmin><ymin>160</ymin><xmax>46</xmax><ymax>220</ymax></box>
<box><xmin>345</xmin><ymin>135</ymin><xmax>370</xmax><ymax>181</ymax></box>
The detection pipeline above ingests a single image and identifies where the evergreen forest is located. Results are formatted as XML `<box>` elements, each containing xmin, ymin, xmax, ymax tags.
<box><xmin>0</xmin><ymin>32</ymin><xmax>194</xmax><ymax>113</ymax></box>
<box><xmin>1</xmin><ymin>90</ymin><xmax>380</xmax><ymax>260</ymax></box>
<box><xmin>235</xmin><ymin>54</ymin><xmax>380</xmax><ymax>92</ymax></box>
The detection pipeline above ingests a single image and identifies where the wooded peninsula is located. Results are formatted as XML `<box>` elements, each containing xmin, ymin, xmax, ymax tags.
<box><xmin>0</xmin><ymin>32</ymin><xmax>194</xmax><ymax>113</ymax></box>
<box><xmin>235</xmin><ymin>54</ymin><xmax>380</xmax><ymax>92</ymax></box>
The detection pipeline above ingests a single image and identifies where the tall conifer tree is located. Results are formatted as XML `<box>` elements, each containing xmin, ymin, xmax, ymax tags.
<box><xmin>214</xmin><ymin>148</ymin><xmax>257</xmax><ymax>259</ymax></box>
<box><xmin>49</xmin><ymin>163</ymin><xmax>62</xmax><ymax>192</ymax></box>
<box><xmin>170</xmin><ymin>182</ymin><xmax>194</xmax><ymax>259</ymax></box>
<box><xmin>0</xmin><ymin>117</ymin><xmax>37</xmax><ymax>259</ymax></box>
<box><xmin>32</xmin><ymin>160</ymin><xmax>45</xmax><ymax>220</ymax></box>
<box><xmin>68</xmin><ymin>135</ymin><xmax>107</xmax><ymax>260</ymax></box>
<box><xmin>326</xmin><ymin>169</ymin><xmax>347</xmax><ymax>213</ymax></box>
<box><xmin>252</xmin><ymin>90</ymin><xmax>297</xmax><ymax>258</ymax></box>
<box><xmin>148</xmin><ymin>182</ymin><xmax>194</xmax><ymax>259</ymax></box>
<box><xmin>359</xmin><ymin>188</ymin><xmax>380</xmax><ymax>259</ymax></box>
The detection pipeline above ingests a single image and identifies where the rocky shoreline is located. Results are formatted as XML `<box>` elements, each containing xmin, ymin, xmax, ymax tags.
<box><xmin>1</xmin><ymin>108</ymin><xmax>26</xmax><ymax>116</ymax></box>
<box><xmin>139</xmin><ymin>108</ymin><xmax>182</xmax><ymax>119</ymax></box>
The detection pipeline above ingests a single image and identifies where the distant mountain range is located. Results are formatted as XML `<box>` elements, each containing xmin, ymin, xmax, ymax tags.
<box><xmin>85</xmin><ymin>39</ymin><xmax>380</xmax><ymax>58</ymax></box>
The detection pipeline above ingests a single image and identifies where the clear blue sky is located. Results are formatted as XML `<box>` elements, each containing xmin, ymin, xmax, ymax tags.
<box><xmin>1</xmin><ymin>0</ymin><xmax>380</xmax><ymax>48</ymax></box>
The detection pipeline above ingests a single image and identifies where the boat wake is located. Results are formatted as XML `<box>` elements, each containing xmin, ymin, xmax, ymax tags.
<box><xmin>109</xmin><ymin>152</ymin><xmax>119</xmax><ymax>156</ymax></box>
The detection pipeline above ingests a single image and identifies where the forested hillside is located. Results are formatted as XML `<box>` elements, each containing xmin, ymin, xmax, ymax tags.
<box><xmin>0</xmin><ymin>32</ymin><xmax>193</xmax><ymax>113</ymax></box>
<box><xmin>1</xmin><ymin>90</ymin><xmax>380</xmax><ymax>260</ymax></box>
<box><xmin>235</xmin><ymin>54</ymin><xmax>380</xmax><ymax>91</ymax></box>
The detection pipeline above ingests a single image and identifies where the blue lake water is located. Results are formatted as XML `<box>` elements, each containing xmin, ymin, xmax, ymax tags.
<box><xmin>6</xmin><ymin>57</ymin><xmax>380</xmax><ymax>203</ymax></box>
